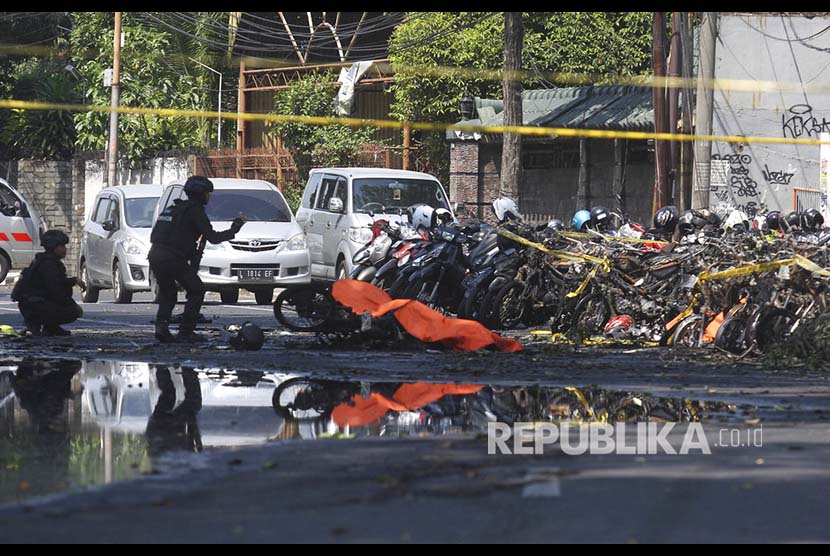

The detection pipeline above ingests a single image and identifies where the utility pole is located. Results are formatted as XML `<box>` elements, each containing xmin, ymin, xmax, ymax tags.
<box><xmin>500</xmin><ymin>12</ymin><xmax>523</xmax><ymax>202</ymax></box>
<box><xmin>107</xmin><ymin>12</ymin><xmax>122</xmax><ymax>188</ymax></box>
<box><xmin>190</xmin><ymin>57</ymin><xmax>223</xmax><ymax>148</ymax></box>
<box><xmin>237</xmin><ymin>60</ymin><xmax>246</xmax><ymax>179</ymax></box>
<box><xmin>693</xmin><ymin>12</ymin><xmax>718</xmax><ymax>209</ymax></box>
<box><xmin>668</xmin><ymin>11</ymin><xmax>682</xmax><ymax>208</ymax></box>
<box><xmin>652</xmin><ymin>12</ymin><xmax>670</xmax><ymax>213</ymax></box>
<box><xmin>679</xmin><ymin>12</ymin><xmax>696</xmax><ymax>212</ymax></box>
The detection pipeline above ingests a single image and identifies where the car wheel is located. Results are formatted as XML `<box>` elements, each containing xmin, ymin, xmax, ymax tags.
<box><xmin>112</xmin><ymin>262</ymin><xmax>133</xmax><ymax>304</ymax></box>
<box><xmin>255</xmin><ymin>289</ymin><xmax>274</xmax><ymax>305</ymax></box>
<box><xmin>0</xmin><ymin>253</ymin><xmax>9</xmax><ymax>284</ymax></box>
<box><xmin>80</xmin><ymin>260</ymin><xmax>100</xmax><ymax>303</ymax></box>
<box><xmin>220</xmin><ymin>289</ymin><xmax>239</xmax><ymax>305</ymax></box>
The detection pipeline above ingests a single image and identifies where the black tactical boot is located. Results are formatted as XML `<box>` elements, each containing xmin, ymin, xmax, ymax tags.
<box><xmin>155</xmin><ymin>321</ymin><xmax>176</xmax><ymax>343</ymax></box>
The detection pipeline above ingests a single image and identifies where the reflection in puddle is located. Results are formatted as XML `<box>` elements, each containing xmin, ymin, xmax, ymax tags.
<box><xmin>0</xmin><ymin>359</ymin><xmax>746</xmax><ymax>505</ymax></box>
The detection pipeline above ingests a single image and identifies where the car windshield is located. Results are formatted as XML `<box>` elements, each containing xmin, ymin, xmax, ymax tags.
<box><xmin>352</xmin><ymin>178</ymin><xmax>449</xmax><ymax>214</ymax></box>
<box><xmin>125</xmin><ymin>197</ymin><xmax>160</xmax><ymax>228</ymax></box>
<box><xmin>206</xmin><ymin>190</ymin><xmax>292</xmax><ymax>222</ymax></box>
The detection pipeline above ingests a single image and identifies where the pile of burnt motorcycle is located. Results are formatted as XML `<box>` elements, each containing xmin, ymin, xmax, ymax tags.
<box><xmin>273</xmin><ymin>200</ymin><xmax>830</xmax><ymax>356</ymax></box>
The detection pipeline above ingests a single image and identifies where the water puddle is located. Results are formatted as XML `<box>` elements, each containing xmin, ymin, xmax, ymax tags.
<box><xmin>0</xmin><ymin>358</ymin><xmax>752</xmax><ymax>506</ymax></box>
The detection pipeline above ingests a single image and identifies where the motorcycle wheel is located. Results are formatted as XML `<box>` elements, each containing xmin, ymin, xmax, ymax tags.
<box><xmin>491</xmin><ymin>280</ymin><xmax>525</xmax><ymax>330</ymax></box>
<box><xmin>273</xmin><ymin>284</ymin><xmax>335</xmax><ymax>332</ymax></box>
<box><xmin>479</xmin><ymin>276</ymin><xmax>511</xmax><ymax>328</ymax></box>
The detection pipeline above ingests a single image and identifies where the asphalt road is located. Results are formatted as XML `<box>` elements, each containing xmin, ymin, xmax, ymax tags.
<box><xmin>2</xmin><ymin>285</ymin><xmax>830</xmax><ymax>542</ymax></box>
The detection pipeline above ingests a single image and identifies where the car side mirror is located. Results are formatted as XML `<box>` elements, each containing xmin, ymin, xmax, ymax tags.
<box><xmin>328</xmin><ymin>197</ymin><xmax>344</xmax><ymax>213</ymax></box>
<box><xmin>102</xmin><ymin>219</ymin><xmax>117</xmax><ymax>232</ymax></box>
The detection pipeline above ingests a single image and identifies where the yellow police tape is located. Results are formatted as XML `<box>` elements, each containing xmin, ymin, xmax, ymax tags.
<box><xmin>560</xmin><ymin>231</ymin><xmax>669</xmax><ymax>246</ymax></box>
<box><xmin>565</xmin><ymin>387</ymin><xmax>594</xmax><ymax>418</ymax></box>
<box><xmin>698</xmin><ymin>255</ymin><xmax>830</xmax><ymax>282</ymax></box>
<box><xmin>4</xmin><ymin>98</ymin><xmax>830</xmax><ymax>147</ymax></box>
<box><xmin>496</xmin><ymin>228</ymin><xmax>612</xmax><ymax>271</ymax></box>
<box><xmin>0</xmin><ymin>325</ymin><xmax>19</xmax><ymax>337</ymax></box>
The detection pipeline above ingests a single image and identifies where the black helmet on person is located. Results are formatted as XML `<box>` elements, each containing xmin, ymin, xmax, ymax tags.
<box><xmin>653</xmin><ymin>206</ymin><xmax>680</xmax><ymax>233</ymax></box>
<box><xmin>800</xmin><ymin>209</ymin><xmax>825</xmax><ymax>233</ymax></box>
<box><xmin>229</xmin><ymin>321</ymin><xmax>265</xmax><ymax>351</ymax></box>
<box><xmin>183</xmin><ymin>176</ymin><xmax>215</xmax><ymax>205</ymax></box>
<box><xmin>40</xmin><ymin>229</ymin><xmax>70</xmax><ymax>250</ymax></box>
<box><xmin>589</xmin><ymin>206</ymin><xmax>612</xmax><ymax>232</ymax></box>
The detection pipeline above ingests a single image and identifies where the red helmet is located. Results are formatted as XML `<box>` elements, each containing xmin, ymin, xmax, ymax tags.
<box><xmin>604</xmin><ymin>315</ymin><xmax>635</xmax><ymax>338</ymax></box>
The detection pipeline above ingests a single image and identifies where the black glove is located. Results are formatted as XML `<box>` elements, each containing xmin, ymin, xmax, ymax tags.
<box><xmin>231</xmin><ymin>217</ymin><xmax>246</xmax><ymax>233</ymax></box>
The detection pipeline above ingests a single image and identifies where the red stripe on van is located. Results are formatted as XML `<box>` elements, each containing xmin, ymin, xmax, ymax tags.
<box><xmin>0</xmin><ymin>233</ymin><xmax>8</xmax><ymax>241</ymax></box>
<box><xmin>12</xmin><ymin>233</ymin><xmax>32</xmax><ymax>242</ymax></box>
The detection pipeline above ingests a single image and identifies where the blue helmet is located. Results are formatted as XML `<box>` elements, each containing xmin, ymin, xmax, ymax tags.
<box><xmin>572</xmin><ymin>210</ymin><xmax>591</xmax><ymax>232</ymax></box>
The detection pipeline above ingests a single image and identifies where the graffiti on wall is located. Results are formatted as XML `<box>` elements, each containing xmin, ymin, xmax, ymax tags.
<box><xmin>782</xmin><ymin>104</ymin><xmax>830</xmax><ymax>139</ymax></box>
<box><xmin>710</xmin><ymin>153</ymin><xmax>760</xmax><ymax>215</ymax></box>
<box><xmin>762</xmin><ymin>164</ymin><xmax>795</xmax><ymax>186</ymax></box>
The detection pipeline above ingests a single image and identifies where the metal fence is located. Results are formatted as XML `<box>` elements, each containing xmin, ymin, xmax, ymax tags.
<box><xmin>793</xmin><ymin>187</ymin><xmax>822</xmax><ymax>212</ymax></box>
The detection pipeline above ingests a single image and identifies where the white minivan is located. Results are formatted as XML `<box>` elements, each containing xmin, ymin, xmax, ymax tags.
<box><xmin>295</xmin><ymin>168</ymin><xmax>453</xmax><ymax>280</ymax></box>
<box><xmin>0</xmin><ymin>177</ymin><xmax>44</xmax><ymax>284</ymax></box>
<box><xmin>153</xmin><ymin>178</ymin><xmax>311</xmax><ymax>305</ymax></box>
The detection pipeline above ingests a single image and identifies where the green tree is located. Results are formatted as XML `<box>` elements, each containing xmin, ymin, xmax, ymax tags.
<box><xmin>70</xmin><ymin>12</ymin><xmax>230</xmax><ymax>163</ymax></box>
<box><xmin>387</xmin><ymin>12</ymin><xmax>654</xmax><ymax>183</ymax></box>
<box><xmin>269</xmin><ymin>71</ymin><xmax>379</xmax><ymax>208</ymax></box>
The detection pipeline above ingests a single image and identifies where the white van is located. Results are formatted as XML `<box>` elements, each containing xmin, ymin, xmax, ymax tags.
<box><xmin>295</xmin><ymin>168</ymin><xmax>453</xmax><ymax>280</ymax></box>
<box><xmin>0</xmin><ymin>177</ymin><xmax>44</xmax><ymax>283</ymax></box>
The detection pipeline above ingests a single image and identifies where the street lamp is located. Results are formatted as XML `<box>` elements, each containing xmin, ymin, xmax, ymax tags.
<box><xmin>189</xmin><ymin>57</ymin><xmax>223</xmax><ymax>149</ymax></box>
<box><xmin>64</xmin><ymin>63</ymin><xmax>86</xmax><ymax>105</ymax></box>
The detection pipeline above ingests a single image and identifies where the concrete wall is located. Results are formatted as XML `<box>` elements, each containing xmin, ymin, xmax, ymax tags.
<box><xmin>83</xmin><ymin>157</ymin><xmax>192</xmax><ymax>220</ymax></box>
<box><xmin>14</xmin><ymin>160</ymin><xmax>85</xmax><ymax>275</ymax></box>
<box><xmin>708</xmin><ymin>14</ymin><xmax>830</xmax><ymax>215</ymax></box>
<box><xmin>449</xmin><ymin>139</ymin><xmax>654</xmax><ymax>225</ymax></box>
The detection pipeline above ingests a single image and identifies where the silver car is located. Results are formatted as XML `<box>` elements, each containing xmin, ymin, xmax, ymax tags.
<box><xmin>79</xmin><ymin>185</ymin><xmax>163</xmax><ymax>303</ymax></box>
<box><xmin>0</xmin><ymin>177</ymin><xmax>44</xmax><ymax>284</ymax></box>
<box><xmin>152</xmin><ymin>178</ymin><xmax>311</xmax><ymax>305</ymax></box>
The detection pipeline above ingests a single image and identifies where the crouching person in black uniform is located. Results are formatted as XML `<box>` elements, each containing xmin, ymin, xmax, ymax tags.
<box><xmin>12</xmin><ymin>230</ymin><xmax>85</xmax><ymax>336</ymax></box>
<box><xmin>149</xmin><ymin>176</ymin><xmax>245</xmax><ymax>343</ymax></box>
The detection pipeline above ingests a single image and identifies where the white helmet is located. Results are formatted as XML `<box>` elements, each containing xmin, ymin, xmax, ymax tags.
<box><xmin>492</xmin><ymin>197</ymin><xmax>522</xmax><ymax>222</ymax></box>
<box><xmin>411</xmin><ymin>204</ymin><xmax>435</xmax><ymax>232</ymax></box>
<box><xmin>724</xmin><ymin>209</ymin><xmax>750</xmax><ymax>232</ymax></box>
<box><xmin>432</xmin><ymin>208</ymin><xmax>454</xmax><ymax>228</ymax></box>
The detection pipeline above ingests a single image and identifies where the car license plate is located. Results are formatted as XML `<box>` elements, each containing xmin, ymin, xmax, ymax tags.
<box><xmin>239</xmin><ymin>269</ymin><xmax>275</xmax><ymax>281</ymax></box>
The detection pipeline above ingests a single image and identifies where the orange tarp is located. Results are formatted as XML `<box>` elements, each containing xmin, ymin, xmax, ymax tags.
<box><xmin>331</xmin><ymin>279</ymin><xmax>523</xmax><ymax>353</ymax></box>
<box><xmin>332</xmin><ymin>382</ymin><xmax>485</xmax><ymax>427</ymax></box>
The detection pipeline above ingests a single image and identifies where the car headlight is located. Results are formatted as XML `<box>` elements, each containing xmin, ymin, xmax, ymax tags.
<box><xmin>348</xmin><ymin>227</ymin><xmax>374</xmax><ymax>243</ymax></box>
<box><xmin>286</xmin><ymin>233</ymin><xmax>307</xmax><ymax>251</ymax></box>
<box><xmin>121</xmin><ymin>237</ymin><xmax>146</xmax><ymax>256</ymax></box>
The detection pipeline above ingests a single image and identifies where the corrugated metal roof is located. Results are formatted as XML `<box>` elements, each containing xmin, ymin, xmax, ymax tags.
<box><xmin>447</xmin><ymin>85</ymin><xmax>654</xmax><ymax>140</ymax></box>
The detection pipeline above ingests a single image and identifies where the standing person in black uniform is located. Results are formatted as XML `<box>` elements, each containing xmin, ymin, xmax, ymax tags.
<box><xmin>149</xmin><ymin>176</ymin><xmax>245</xmax><ymax>343</ymax></box>
<box><xmin>12</xmin><ymin>230</ymin><xmax>85</xmax><ymax>336</ymax></box>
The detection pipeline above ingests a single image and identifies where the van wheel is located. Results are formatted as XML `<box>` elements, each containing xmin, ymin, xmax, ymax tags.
<box><xmin>336</xmin><ymin>258</ymin><xmax>347</xmax><ymax>281</ymax></box>
<box><xmin>255</xmin><ymin>289</ymin><xmax>274</xmax><ymax>305</ymax></box>
<box><xmin>221</xmin><ymin>289</ymin><xmax>239</xmax><ymax>305</ymax></box>
<box><xmin>113</xmin><ymin>262</ymin><xmax>133</xmax><ymax>304</ymax></box>
<box><xmin>0</xmin><ymin>253</ymin><xmax>9</xmax><ymax>284</ymax></box>
<box><xmin>80</xmin><ymin>260</ymin><xmax>100</xmax><ymax>303</ymax></box>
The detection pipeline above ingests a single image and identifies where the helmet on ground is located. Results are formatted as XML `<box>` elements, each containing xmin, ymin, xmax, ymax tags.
<box><xmin>229</xmin><ymin>321</ymin><xmax>265</xmax><ymax>351</ymax></box>
<box><xmin>432</xmin><ymin>208</ymin><xmax>454</xmax><ymax>228</ymax></box>
<box><xmin>678</xmin><ymin>210</ymin><xmax>708</xmax><ymax>236</ymax></box>
<box><xmin>784</xmin><ymin>211</ymin><xmax>801</xmax><ymax>231</ymax></box>
<box><xmin>698</xmin><ymin>209</ymin><xmax>722</xmax><ymax>229</ymax></box>
<box><xmin>590</xmin><ymin>206</ymin><xmax>612</xmax><ymax>232</ymax></box>
<box><xmin>410</xmin><ymin>204</ymin><xmax>435</xmax><ymax>232</ymax></box>
<box><xmin>724</xmin><ymin>209</ymin><xmax>750</xmax><ymax>232</ymax></box>
<box><xmin>492</xmin><ymin>197</ymin><xmax>522</xmax><ymax>222</ymax></box>
<box><xmin>766</xmin><ymin>210</ymin><xmax>783</xmax><ymax>231</ymax></box>
<box><xmin>800</xmin><ymin>209</ymin><xmax>825</xmax><ymax>232</ymax></box>
<box><xmin>572</xmin><ymin>210</ymin><xmax>591</xmax><ymax>232</ymax></box>
<box><xmin>546</xmin><ymin>218</ymin><xmax>565</xmax><ymax>232</ymax></box>
<box><xmin>604</xmin><ymin>315</ymin><xmax>635</xmax><ymax>339</ymax></box>
<box><xmin>40</xmin><ymin>229</ymin><xmax>70</xmax><ymax>250</ymax></box>
<box><xmin>653</xmin><ymin>206</ymin><xmax>680</xmax><ymax>233</ymax></box>
<box><xmin>183</xmin><ymin>176</ymin><xmax>214</xmax><ymax>201</ymax></box>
